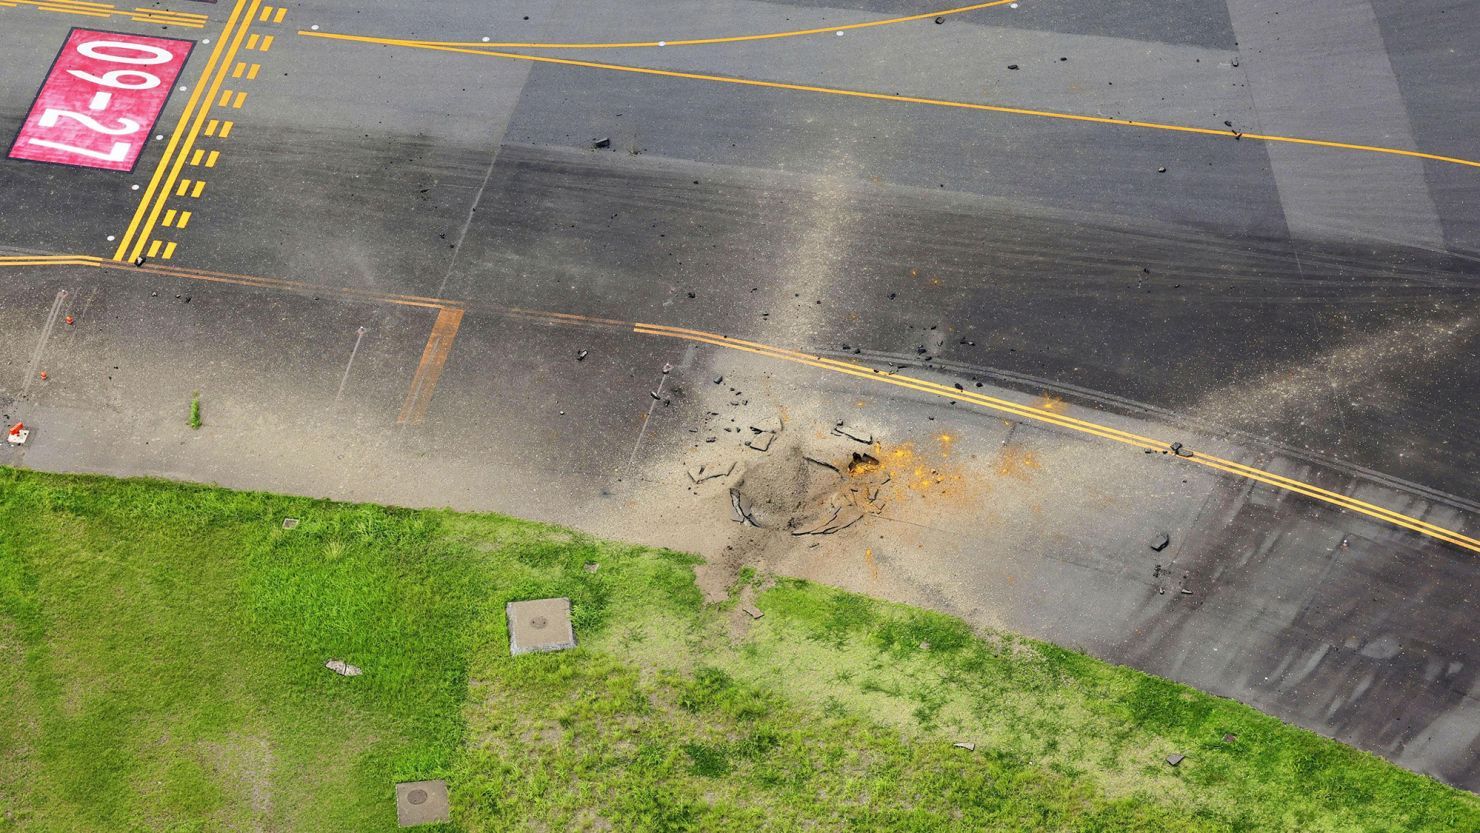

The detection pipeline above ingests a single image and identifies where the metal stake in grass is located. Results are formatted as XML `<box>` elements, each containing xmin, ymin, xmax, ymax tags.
<box><xmin>189</xmin><ymin>392</ymin><xmax>202</xmax><ymax>430</ymax></box>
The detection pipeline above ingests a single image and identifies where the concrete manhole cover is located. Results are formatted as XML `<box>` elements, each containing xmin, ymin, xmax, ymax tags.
<box><xmin>507</xmin><ymin>597</ymin><xmax>577</xmax><ymax>655</ymax></box>
<box><xmin>394</xmin><ymin>779</ymin><xmax>449</xmax><ymax>827</ymax></box>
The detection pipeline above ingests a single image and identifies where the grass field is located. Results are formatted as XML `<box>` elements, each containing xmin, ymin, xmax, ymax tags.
<box><xmin>0</xmin><ymin>468</ymin><xmax>1474</xmax><ymax>831</ymax></box>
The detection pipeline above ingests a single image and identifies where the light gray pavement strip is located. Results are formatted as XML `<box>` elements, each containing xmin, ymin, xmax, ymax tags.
<box><xmin>1225</xmin><ymin>0</ymin><xmax>1444</xmax><ymax>250</ymax></box>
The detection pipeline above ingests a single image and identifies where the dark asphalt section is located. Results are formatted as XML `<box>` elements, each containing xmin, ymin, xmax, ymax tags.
<box><xmin>1</xmin><ymin>0</ymin><xmax>1477</xmax><ymax>792</ymax></box>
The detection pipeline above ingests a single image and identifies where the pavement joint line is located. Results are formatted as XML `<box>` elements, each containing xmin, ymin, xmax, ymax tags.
<box><xmin>397</xmin><ymin>0</ymin><xmax>1016</xmax><ymax>49</ymax></box>
<box><xmin>113</xmin><ymin>0</ymin><xmax>255</xmax><ymax>261</ymax></box>
<box><xmin>299</xmin><ymin>31</ymin><xmax>1480</xmax><ymax>171</ymax></box>
<box><xmin>0</xmin><ymin>255</ymin><xmax>1471</xmax><ymax>551</ymax></box>
<box><xmin>632</xmin><ymin>323</ymin><xmax>1480</xmax><ymax>553</ymax></box>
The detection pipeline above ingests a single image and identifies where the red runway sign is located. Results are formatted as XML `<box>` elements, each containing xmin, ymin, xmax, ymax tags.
<box><xmin>9</xmin><ymin>28</ymin><xmax>194</xmax><ymax>172</ymax></box>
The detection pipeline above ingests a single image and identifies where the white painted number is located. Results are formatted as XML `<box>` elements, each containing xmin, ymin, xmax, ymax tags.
<box><xmin>66</xmin><ymin>68</ymin><xmax>161</xmax><ymax>90</ymax></box>
<box><xmin>39</xmin><ymin>108</ymin><xmax>141</xmax><ymax>136</ymax></box>
<box><xmin>76</xmin><ymin>40</ymin><xmax>175</xmax><ymax>65</ymax></box>
<box><xmin>26</xmin><ymin>138</ymin><xmax>132</xmax><ymax>162</ymax></box>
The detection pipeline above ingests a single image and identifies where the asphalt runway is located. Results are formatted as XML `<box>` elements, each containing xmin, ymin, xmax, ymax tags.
<box><xmin>1</xmin><ymin>0</ymin><xmax>1476</xmax><ymax>791</ymax></box>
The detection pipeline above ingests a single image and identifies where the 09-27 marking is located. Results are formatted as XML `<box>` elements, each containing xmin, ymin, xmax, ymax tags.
<box><xmin>9</xmin><ymin>28</ymin><xmax>195</xmax><ymax>172</ymax></box>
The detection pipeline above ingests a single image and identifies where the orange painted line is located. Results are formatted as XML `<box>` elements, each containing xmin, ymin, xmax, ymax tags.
<box><xmin>397</xmin><ymin>306</ymin><xmax>465</xmax><ymax>425</ymax></box>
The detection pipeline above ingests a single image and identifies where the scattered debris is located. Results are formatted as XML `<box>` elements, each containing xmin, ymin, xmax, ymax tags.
<box><xmin>1157</xmin><ymin>166</ymin><xmax>1167</xmax><ymax>173</ymax></box>
<box><xmin>282</xmin><ymin>517</ymin><xmax>299</xmax><ymax>530</ymax></box>
<box><xmin>134</xmin><ymin>255</ymin><xmax>147</xmax><ymax>266</ymax></box>
<box><xmin>1150</xmin><ymin>532</ymin><xmax>1170</xmax><ymax>552</ymax></box>
<box><xmin>1170</xmin><ymin>442</ymin><xmax>1194</xmax><ymax>458</ymax></box>
<box><xmin>1007</xmin><ymin>64</ymin><xmax>1019</xmax><ymax>70</ymax></box>
<box><xmin>740</xmin><ymin>604</ymin><xmax>764</xmax><ymax>620</ymax></box>
<box><xmin>751</xmin><ymin>416</ymin><xmax>783</xmax><ymax>434</ymax></box>
<box><xmin>688</xmin><ymin>461</ymin><xmax>736</xmax><ymax>483</ymax></box>
<box><xmin>6</xmin><ymin>423</ymin><xmax>28</xmax><ymax>446</ymax></box>
<box><xmin>934</xmin><ymin>15</ymin><xmax>944</xmax><ymax>23</ymax></box>
<box><xmin>832</xmin><ymin>422</ymin><xmax>873</xmax><ymax>444</ymax></box>
<box><xmin>847</xmin><ymin>452</ymin><xmax>881</xmax><ymax>475</ymax></box>
<box><xmin>1222</xmin><ymin>733</ymin><xmax>1237</xmax><ymax>744</ymax></box>
<box><xmin>953</xmin><ymin>742</ymin><xmax>976</xmax><ymax>751</ymax></box>
<box><xmin>576</xmin><ymin>349</ymin><xmax>588</xmax><ymax>361</ymax></box>
<box><xmin>325</xmin><ymin>659</ymin><xmax>363</xmax><ymax>677</ymax></box>
<box><xmin>1165</xmin><ymin>753</ymin><xmax>1185</xmax><ymax>767</ymax></box>
<box><xmin>746</xmin><ymin>432</ymin><xmax>775</xmax><ymax>452</ymax></box>
<box><xmin>662</xmin><ymin>362</ymin><xmax>673</xmax><ymax>374</ymax></box>
<box><xmin>729</xmin><ymin>487</ymin><xmax>760</xmax><ymax>527</ymax></box>
<box><xmin>584</xmin><ymin>562</ymin><xmax>599</xmax><ymax>573</ymax></box>
<box><xmin>713</xmin><ymin>375</ymin><xmax>723</xmax><ymax>384</ymax></box>
<box><xmin>592</xmin><ymin>136</ymin><xmax>611</xmax><ymax>149</ymax></box>
<box><xmin>804</xmin><ymin>455</ymin><xmax>841</xmax><ymax>474</ymax></box>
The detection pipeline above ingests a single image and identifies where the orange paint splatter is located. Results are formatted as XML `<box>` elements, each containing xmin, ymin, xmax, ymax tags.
<box><xmin>996</xmin><ymin>446</ymin><xmax>1042</xmax><ymax>480</ymax></box>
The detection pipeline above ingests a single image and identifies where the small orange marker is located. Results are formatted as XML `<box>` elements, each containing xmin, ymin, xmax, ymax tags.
<box><xmin>39</xmin><ymin>372</ymin><xmax>47</xmax><ymax>381</ymax></box>
<box><xmin>65</xmin><ymin>315</ymin><xmax>74</xmax><ymax>325</ymax></box>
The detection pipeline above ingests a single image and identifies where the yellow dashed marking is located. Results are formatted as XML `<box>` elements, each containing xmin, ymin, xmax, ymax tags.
<box><xmin>260</xmin><ymin>34</ymin><xmax>274</xmax><ymax>51</ymax></box>
<box><xmin>246</xmin><ymin>63</ymin><xmax>260</xmax><ymax>80</ymax></box>
<box><xmin>163</xmin><ymin>209</ymin><xmax>178</xmax><ymax>227</ymax></box>
<box><xmin>272</xmin><ymin>6</ymin><xmax>285</xmax><ymax>23</ymax></box>
<box><xmin>232</xmin><ymin>91</ymin><xmax>248</xmax><ymax>109</ymax></box>
<box><xmin>190</xmin><ymin>148</ymin><xmax>205</xmax><ymax>165</ymax></box>
<box><xmin>146</xmin><ymin>239</ymin><xmax>162</xmax><ymax>258</ymax></box>
<box><xmin>218</xmin><ymin>121</ymin><xmax>234</xmax><ymax>139</ymax></box>
<box><xmin>232</xmin><ymin>61</ymin><xmax>245</xmax><ymax>78</ymax></box>
<box><xmin>175</xmin><ymin>179</ymin><xmax>191</xmax><ymax>197</ymax></box>
<box><xmin>191</xmin><ymin>180</ymin><xmax>206</xmax><ymax>198</ymax></box>
<box><xmin>218</xmin><ymin>89</ymin><xmax>233</xmax><ymax>107</ymax></box>
<box><xmin>176</xmin><ymin>211</ymin><xmax>192</xmax><ymax>229</ymax></box>
<box><xmin>162</xmin><ymin>241</ymin><xmax>177</xmax><ymax>260</ymax></box>
<box><xmin>246</xmin><ymin>33</ymin><xmax>259</xmax><ymax>50</ymax></box>
<box><xmin>204</xmin><ymin>118</ymin><xmax>219</xmax><ymax>137</ymax></box>
<box><xmin>258</xmin><ymin>5</ymin><xmax>270</xmax><ymax>22</ymax></box>
<box><xmin>205</xmin><ymin>150</ymin><xmax>220</xmax><ymax>168</ymax></box>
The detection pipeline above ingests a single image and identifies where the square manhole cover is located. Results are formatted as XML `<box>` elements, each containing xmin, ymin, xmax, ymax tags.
<box><xmin>395</xmin><ymin>779</ymin><xmax>449</xmax><ymax>827</ymax></box>
<box><xmin>507</xmin><ymin>597</ymin><xmax>577</xmax><ymax>656</ymax></box>
<box><xmin>282</xmin><ymin>518</ymin><xmax>299</xmax><ymax>530</ymax></box>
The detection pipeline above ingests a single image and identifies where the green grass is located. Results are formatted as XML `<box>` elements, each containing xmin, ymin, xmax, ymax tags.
<box><xmin>0</xmin><ymin>468</ymin><xmax>1473</xmax><ymax>832</ymax></box>
<box><xmin>188</xmin><ymin>394</ymin><xmax>201</xmax><ymax>431</ymax></box>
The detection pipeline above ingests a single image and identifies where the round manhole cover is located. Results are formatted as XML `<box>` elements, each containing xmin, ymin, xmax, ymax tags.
<box><xmin>407</xmin><ymin>789</ymin><xmax>428</xmax><ymax>805</ymax></box>
<box><xmin>530</xmin><ymin>616</ymin><xmax>548</xmax><ymax>629</ymax></box>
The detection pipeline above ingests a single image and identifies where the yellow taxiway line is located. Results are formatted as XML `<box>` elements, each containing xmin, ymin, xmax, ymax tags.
<box><xmin>298</xmin><ymin>31</ymin><xmax>1480</xmax><ymax>171</ymax></box>
<box><xmin>400</xmin><ymin>0</ymin><xmax>1017</xmax><ymax>50</ymax></box>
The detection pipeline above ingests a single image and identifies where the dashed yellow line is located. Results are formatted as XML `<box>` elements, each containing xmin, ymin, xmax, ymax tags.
<box><xmin>401</xmin><ymin>0</ymin><xmax>1015</xmax><ymax>50</ymax></box>
<box><xmin>633</xmin><ymin>322</ymin><xmax>1480</xmax><ymax>554</ymax></box>
<box><xmin>232</xmin><ymin>91</ymin><xmax>248</xmax><ymax>108</ymax></box>
<box><xmin>191</xmin><ymin>180</ymin><xmax>207</xmax><ymax>198</ymax></box>
<box><xmin>301</xmin><ymin>31</ymin><xmax>1480</xmax><ymax>171</ymax></box>
<box><xmin>114</xmin><ymin>0</ymin><xmax>257</xmax><ymax>261</ymax></box>
<box><xmin>204</xmin><ymin>150</ymin><xmax>220</xmax><ymax>168</ymax></box>
<box><xmin>218</xmin><ymin>121</ymin><xmax>234</xmax><ymax>138</ymax></box>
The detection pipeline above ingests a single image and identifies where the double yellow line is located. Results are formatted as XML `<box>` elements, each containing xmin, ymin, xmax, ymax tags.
<box><xmin>112</xmin><ymin>0</ymin><xmax>261</xmax><ymax>262</ymax></box>
<box><xmin>0</xmin><ymin>254</ymin><xmax>103</xmax><ymax>267</ymax></box>
<box><xmin>634</xmin><ymin>323</ymin><xmax>1480</xmax><ymax>554</ymax></box>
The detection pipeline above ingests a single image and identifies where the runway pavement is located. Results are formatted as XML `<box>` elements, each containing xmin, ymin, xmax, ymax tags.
<box><xmin>1</xmin><ymin>0</ymin><xmax>1476</xmax><ymax>790</ymax></box>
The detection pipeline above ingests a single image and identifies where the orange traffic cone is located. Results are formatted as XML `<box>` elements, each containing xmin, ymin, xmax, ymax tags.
<box><xmin>39</xmin><ymin>371</ymin><xmax>47</xmax><ymax>381</ymax></box>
